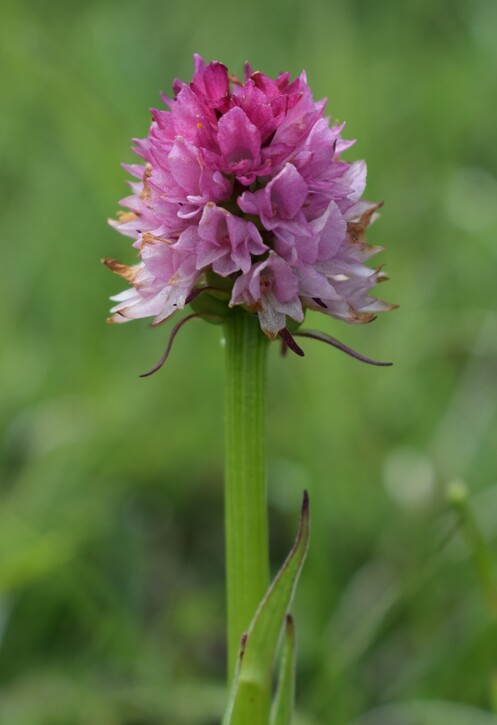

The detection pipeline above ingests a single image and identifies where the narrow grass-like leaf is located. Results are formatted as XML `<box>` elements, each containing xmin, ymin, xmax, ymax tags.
<box><xmin>448</xmin><ymin>480</ymin><xmax>497</xmax><ymax>618</ymax></box>
<box><xmin>222</xmin><ymin>633</ymin><xmax>247</xmax><ymax>725</ymax></box>
<box><xmin>270</xmin><ymin>614</ymin><xmax>297</xmax><ymax>725</ymax></box>
<box><xmin>225</xmin><ymin>491</ymin><xmax>310</xmax><ymax>725</ymax></box>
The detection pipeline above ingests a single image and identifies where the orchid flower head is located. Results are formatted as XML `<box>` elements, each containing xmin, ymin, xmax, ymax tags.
<box><xmin>104</xmin><ymin>56</ymin><xmax>396</xmax><ymax>372</ymax></box>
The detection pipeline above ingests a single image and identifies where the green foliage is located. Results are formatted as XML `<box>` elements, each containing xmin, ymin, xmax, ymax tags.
<box><xmin>224</xmin><ymin>494</ymin><xmax>309</xmax><ymax>724</ymax></box>
<box><xmin>270</xmin><ymin>616</ymin><xmax>297</xmax><ymax>725</ymax></box>
<box><xmin>1</xmin><ymin>0</ymin><xmax>497</xmax><ymax>723</ymax></box>
<box><xmin>448</xmin><ymin>481</ymin><xmax>497</xmax><ymax>617</ymax></box>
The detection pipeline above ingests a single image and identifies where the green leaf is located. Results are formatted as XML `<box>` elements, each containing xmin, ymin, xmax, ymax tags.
<box><xmin>448</xmin><ymin>480</ymin><xmax>497</xmax><ymax>618</ymax></box>
<box><xmin>223</xmin><ymin>491</ymin><xmax>310</xmax><ymax>725</ymax></box>
<box><xmin>270</xmin><ymin>614</ymin><xmax>297</xmax><ymax>725</ymax></box>
<box><xmin>222</xmin><ymin>633</ymin><xmax>248</xmax><ymax>725</ymax></box>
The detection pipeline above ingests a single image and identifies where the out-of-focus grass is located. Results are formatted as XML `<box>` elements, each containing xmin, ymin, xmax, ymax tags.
<box><xmin>1</xmin><ymin>0</ymin><xmax>497</xmax><ymax>722</ymax></box>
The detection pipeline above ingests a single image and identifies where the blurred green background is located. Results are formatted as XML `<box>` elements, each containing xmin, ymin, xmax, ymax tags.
<box><xmin>2</xmin><ymin>0</ymin><xmax>497</xmax><ymax>723</ymax></box>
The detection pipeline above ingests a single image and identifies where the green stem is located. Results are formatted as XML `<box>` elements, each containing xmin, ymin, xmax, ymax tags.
<box><xmin>224</xmin><ymin>310</ymin><xmax>270</xmax><ymax>681</ymax></box>
<box><xmin>448</xmin><ymin>481</ymin><xmax>497</xmax><ymax>618</ymax></box>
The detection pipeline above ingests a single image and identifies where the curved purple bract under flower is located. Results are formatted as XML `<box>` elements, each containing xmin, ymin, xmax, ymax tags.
<box><xmin>105</xmin><ymin>55</ymin><xmax>395</xmax><ymax>340</ymax></box>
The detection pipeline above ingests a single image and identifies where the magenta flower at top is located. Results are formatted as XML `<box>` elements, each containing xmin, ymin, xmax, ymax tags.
<box><xmin>105</xmin><ymin>55</ymin><xmax>395</xmax><ymax>368</ymax></box>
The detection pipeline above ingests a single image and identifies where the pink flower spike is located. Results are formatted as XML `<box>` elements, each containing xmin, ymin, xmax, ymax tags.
<box><xmin>105</xmin><ymin>55</ymin><xmax>395</xmax><ymax>364</ymax></box>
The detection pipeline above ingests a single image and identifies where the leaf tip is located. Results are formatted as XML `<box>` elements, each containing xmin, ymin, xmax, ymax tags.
<box><xmin>302</xmin><ymin>489</ymin><xmax>310</xmax><ymax>516</ymax></box>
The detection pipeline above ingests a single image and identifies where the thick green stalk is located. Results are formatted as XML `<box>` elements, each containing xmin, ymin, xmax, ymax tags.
<box><xmin>224</xmin><ymin>310</ymin><xmax>270</xmax><ymax>682</ymax></box>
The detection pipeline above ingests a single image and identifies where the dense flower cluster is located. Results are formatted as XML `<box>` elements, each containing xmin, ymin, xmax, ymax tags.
<box><xmin>105</xmin><ymin>55</ymin><xmax>393</xmax><ymax>347</ymax></box>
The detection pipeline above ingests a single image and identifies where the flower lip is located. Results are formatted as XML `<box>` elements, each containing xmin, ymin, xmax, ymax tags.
<box><xmin>106</xmin><ymin>54</ymin><xmax>395</xmax><ymax>369</ymax></box>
